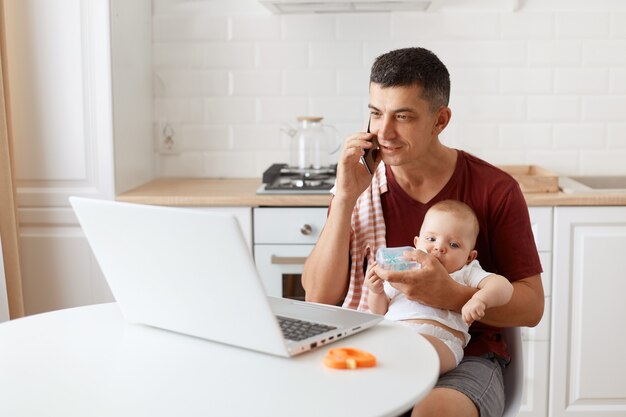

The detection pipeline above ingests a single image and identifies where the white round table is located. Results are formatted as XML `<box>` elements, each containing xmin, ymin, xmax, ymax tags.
<box><xmin>0</xmin><ymin>303</ymin><xmax>439</xmax><ymax>417</ymax></box>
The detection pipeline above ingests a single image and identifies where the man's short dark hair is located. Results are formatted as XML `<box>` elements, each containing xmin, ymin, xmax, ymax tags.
<box><xmin>370</xmin><ymin>47</ymin><xmax>450</xmax><ymax>111</ymax></box>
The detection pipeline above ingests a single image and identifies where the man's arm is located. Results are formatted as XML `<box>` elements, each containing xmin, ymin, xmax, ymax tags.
<box><xmin>301</xmin><ymin>198</ymin><xmax>353</xmax><ymax>305</ymax></box>
<box><xmin>302</xmin><ymin>129</ymin><xmax>381</xmax><ymax>305</ymax></box>
<box><xmin>480</xmin><ymin>274</ymin><xmax>544</xmax><ymax>327</ymax></box>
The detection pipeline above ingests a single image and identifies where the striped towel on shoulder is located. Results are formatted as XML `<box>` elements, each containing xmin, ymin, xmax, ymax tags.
<box><xmin>340</xmin><ymin>162</ymin><xmax>388</xmax><ymax>312</ymax></box>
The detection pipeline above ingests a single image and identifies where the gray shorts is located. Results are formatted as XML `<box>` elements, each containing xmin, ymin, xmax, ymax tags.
<box><xmin>435</xmin><ymin>353</ymin><xmax>507</xmax><ymax>417</ymax></box>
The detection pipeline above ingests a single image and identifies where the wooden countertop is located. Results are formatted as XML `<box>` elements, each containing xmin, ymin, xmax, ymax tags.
<box><xmin>116</xmin><ymin>177</ymin><xmax>626</xmax><ymax>207</ymax></box>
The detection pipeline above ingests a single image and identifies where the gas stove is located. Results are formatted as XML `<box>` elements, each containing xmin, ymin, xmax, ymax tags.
<box><xmin>256</xmin><ymin>163</ymin><xmax>336</xmax><ymax>194</ymax></box>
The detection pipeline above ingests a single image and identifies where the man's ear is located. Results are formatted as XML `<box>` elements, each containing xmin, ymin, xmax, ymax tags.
<box><xmin>432</xmin><ymin>106</ymin><xmax>451</xmax><ymax>135</ymax></box>
<box><xmin>413</xmin><ymin>236</ymin><xmax>419</xmax><ymax>247</ymax></box>
<box><xmin>467</xmin><ymin>250</ymin><xmax>477</xmax><ymax>264</ymax></box>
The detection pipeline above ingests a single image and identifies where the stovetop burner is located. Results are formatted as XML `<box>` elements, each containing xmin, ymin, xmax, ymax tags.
<box><xmin>257</xmin><ymin>163</ymin><xmax>336</xmax><ymax>194</ymax></box>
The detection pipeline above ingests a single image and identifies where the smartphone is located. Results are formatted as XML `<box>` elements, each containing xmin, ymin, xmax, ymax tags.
<box><xmin>360</xmin><ymin>118</ymin><xmax>378</xmax><ymax>175</ymax></box>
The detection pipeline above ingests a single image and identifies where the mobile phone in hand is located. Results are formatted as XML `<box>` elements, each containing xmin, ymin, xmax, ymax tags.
<box><xmin>360</xmin><ymin>118</ymin><xmax>378</xmax><ymax>175</ymax></box>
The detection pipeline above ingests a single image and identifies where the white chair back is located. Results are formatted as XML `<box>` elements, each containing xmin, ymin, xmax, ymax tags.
<box><xmin>502</xmin><ymin>327</ymin><xmax>523</xmax><ymax>417</ymax></box>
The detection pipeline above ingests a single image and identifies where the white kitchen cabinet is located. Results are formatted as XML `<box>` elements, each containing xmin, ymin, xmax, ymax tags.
<box><xmin>4</xmin><ymin>0</ymin><xmax>153</xmax><ymax>315</ymax></box>
<box><xmin>550</xmin><ymin>207</ymin><xmax>626</xmax><ymax>417</ymax></box>
<box><xmin>520</xmin><ymin>207</ymin><xmax>553</xmax><ymax>417</ymax></box>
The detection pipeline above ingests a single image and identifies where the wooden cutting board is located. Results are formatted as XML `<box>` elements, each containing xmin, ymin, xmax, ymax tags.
<box><xmin>499</xmin><ymin>165</ymin><xmax>559</xmax><ymax>193</ymax></box>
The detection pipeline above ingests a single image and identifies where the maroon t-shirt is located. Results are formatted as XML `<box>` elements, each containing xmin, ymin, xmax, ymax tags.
<box><xmin>381</xmin><ymin>150</ymin><xmax>542</xmax><ymax>359</ymax></box>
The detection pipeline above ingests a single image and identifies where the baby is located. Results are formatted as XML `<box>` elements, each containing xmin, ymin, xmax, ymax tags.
<box><xmin>366</xmin><ymin>200</ymin><xmax>513</xmax><ymax>374</ymax></box>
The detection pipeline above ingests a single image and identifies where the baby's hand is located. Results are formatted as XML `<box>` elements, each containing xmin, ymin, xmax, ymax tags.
<box><xmin>365</xmin><ymin>261</ymin><xmax>385</xmax><ymax>294</ymax></box>
<box><xmin>462</xmin><ymin>296</ymin><xmax>487</xmax><ymax>325</ymax></box>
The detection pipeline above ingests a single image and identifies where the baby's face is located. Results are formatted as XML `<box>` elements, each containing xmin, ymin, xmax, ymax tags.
<box><xmin>415</xmin><ymin>210</ymin><xmax>476</xmax><ymax>273</ymax></box>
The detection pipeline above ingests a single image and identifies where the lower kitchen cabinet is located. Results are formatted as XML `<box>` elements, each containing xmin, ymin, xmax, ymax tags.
<box><xmin>520</xmin><ymin>207</ymin><xmax>553</xmax><ymax>417</ymax></box>
<box><xmin>550</xmin><ymin>207</ymin><xmax>626</xmax><ymax>417</ymax></box>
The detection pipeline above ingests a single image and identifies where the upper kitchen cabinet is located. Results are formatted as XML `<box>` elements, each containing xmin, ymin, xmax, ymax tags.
<box><xmin>2</xmin><ymin>0</ymin><xmax>153</xmax><ymax>314</ymax></box>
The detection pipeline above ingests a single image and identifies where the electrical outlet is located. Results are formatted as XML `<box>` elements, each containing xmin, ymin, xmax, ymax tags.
<box><xmin>157</xmin><ymin>123</ymin><xmax>180</xmax><ymax>155</ymax></box>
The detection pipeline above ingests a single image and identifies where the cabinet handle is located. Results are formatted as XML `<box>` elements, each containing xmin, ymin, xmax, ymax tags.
<box><xmin>300</xmin><ymin>224</ymin><xmax>313</xmax><ymax>235</ymax></box>
<box><xmin>271</xmin><ymin>255</ymin><xmax>308</xmax><ymax>265</ymax></box>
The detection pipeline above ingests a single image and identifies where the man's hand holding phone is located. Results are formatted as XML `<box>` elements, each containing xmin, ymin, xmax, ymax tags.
<box><xmin>360</xmin><ymin>118</ymin><xmax>380</xmax><ymax>175</ymax></box>
<box><xmin>334</xmin><ymin>118</ymin><xmax>381</xmax><ymax>202</ymax></box>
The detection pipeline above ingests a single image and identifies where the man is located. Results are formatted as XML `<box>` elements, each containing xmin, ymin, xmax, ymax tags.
<box><xmin>302</xmin><ymin>47</ymin><xmax>544</xmax><ymax>417</ymax></box>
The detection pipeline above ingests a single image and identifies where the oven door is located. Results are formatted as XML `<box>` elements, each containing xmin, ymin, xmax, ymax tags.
<box><xmin>254</xmin><ymin>244</ymin><xmax>313</xmax><ymax>300</ymax></box>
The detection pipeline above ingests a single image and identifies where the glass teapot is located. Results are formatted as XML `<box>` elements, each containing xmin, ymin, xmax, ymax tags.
<box><xmin>282</xmin><ymin>116</ymin><xmax>340</xmax><ymax>170</ymax></box>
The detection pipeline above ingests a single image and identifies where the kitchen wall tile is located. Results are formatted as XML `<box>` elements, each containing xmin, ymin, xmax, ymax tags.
<box><xmin>391</xmin><ymin>13</ymin><xmax>444</xmax><ymax>40</ymax></box>
<box><xmin>257</xmin><ymin>42</ymin><xmax>309</xmax><ymax>69</ymax></box>
<box><xmin>152</xmin><ymin>15</ymin><xmax>228</xmax><ymax>41</ymax></box>
<box><xmin>153</xmin><ymin>43</ymin><xmax>203</xmax><ymax>68</ymax></box>
<box><xmin>556</xmin><ymin>12</ymin><xmax>610</xmax><ymax>39</ymax></box>
<box><xmin>528</xmin><ymin>41</ymin><xmax>581</xmax><ymax>66</ymax></box>
<box><xmin>452</xmin><ymin>95</ymin><xmax>525</xmax><ymax>122</ymax></box>
<box><xmin>232</xmin><ymin>124</ymin><xmax>284</xmax><ymax>151</ymax></box>
<box><xmin>149</xmin><ymin>4</ymin><xmax>626</xmax><ymax>177</ymax></box>
<box><xmin>583</xmin><ymin>96</ymin><xmax>626</xmax><ymax>121</ymax></box>
<box><xmin>309</xmin><ymin>96</ymin><xmax>364</xmax><ymax>122</ymax></box>
<box><xmin>582</xmin><ymin>41</ymin><xmax>626</xmax><ymax>66</ymax></box>
<box><xmin>230</xmin><ymin>16</ymin><xmax>281</xmax><ymax>41</ymax></box>
<box><xmin>611</xmin><ymin>13</ymin><xmax>626</xmax><ymax>38</ymax></box>
<box><xmin>525</xmin><ymin>150</ymin><xmax>580</xmax><ymax>175</ymax></box>
<box><xmin>501</xmin><ymin>12</ymin><xmax>553</xmax><ymax>39</ymax></box>
<box><xmin>580</xmin><ymin>150</ymin><xmax>626</xmax><ymax>175</ymax></box>
<box><xmin>364</xmin><ymin>41</ymin><xmax>419</xmax><ymax>66</ymax></box>
<box><xmin>452</xmin><ymin>123</ymin><xmax>499</xmax><ymax>152</ymax></box>
<box><xmin>255</xmin><ymin>150</ymin><xmax>291</xmax><ymax>174</ymax></box>
<box><xmin>231</xmin><ymin>70</ymin><xmax>282</xmax><ymax>96</ymax></box>
<box><xmin>154</xmin><ymin>98</ymin><xmax>204</xmax><ymax>123</ymax></box>
<box><xmin>202</xmin><ymin>43</ymin><xmax>255</xmax><ymax>68</ymax></box>
<box><xmin>256</xmin><ymin>97</ymin><xmax>309</xmax><ymax>123</ymax></box>
<box><xmin>336</xmin><ymin>13</ymin><xmax>390</xmax><ymax>41</ymax></box>
<box><xmin>204</xmin><ymin>98</ymin><xmax>256</xmax><ymax>124</ymax></box>
<box><xmin>430</xmin><ymin>41</ymin><xmax>527</xmax><ymax>67</ymax></box>
<box><xmin>610</xmin><ymin>69</ymin><xmax>626</xmax><ymax>92</ymax></box>
<box><xmin>337</xmin><ymin>69</ymin><xmax>370</xmax><ymax>95</ymax></box>
<box><xmin>152</xmin><ymin>0</ymin><xmax>268</xmax><ymax>16</ymax></box>
<box><xmin>450</xmin><ymin>68</ymin><xmax>499</xmax><ymax>94</ymax></box>
<box><xmin>154</xmin><ymin>70</ymin><xmax>229</xmax><ymax>97</ymax></box>
<box><xmin>608</xmin><ymin>124</ymin><xmax>626</xmax><ymax>148</ymax></box>
<box><xmin>499</xmin><ymin>124</ymin><xmax>553</xmax><ymax>149</ymax></box>
<box><xmin>178</xmin><ymin>125</ymin><xmax>232</xmax><ymax>151</ymax></box>
<box><xmin>283</xmin><ymin>69</ymin><xmax>336</xmax><ymax>96</ymax></box>
<box><xmin>555</xmin><ymin>69</ymin><xmax>609</xmax><ymax>94</ymax></box>
<box><xmin>554</xmin><ymin>124</ymin><xmax>606</xmax><ymax>149</ymax></box>
<box><xmin>500</xmin><ymin>69</ymin><xmax>553</xmax><ymax>94</ymax></box>
<box><xmin>309</xmin><ymin>42</ymin><xmax>363</xmax><ymax>69</ymax></box>
<box><xmin>203</xmin><ymin>151</ymin><xmax>258</xmax><ymax>177</ymax></box>
<box><xmin>282</xmin><ymin>15</ymin><xmax>336</xmax><ymax>41</ymax></box>
<box><xmin>477</xmin><ymin>149</ymin><xmax>527</xmax><ymax>166</ymax></box>
<box><xmin>527</xmin><ymin>96</ymin><xmax>580</xmax><ymax>122</ymax></box>
<box><xmin>440</xmin><ymin>13</ymin><xmax>499</xmax><ymax>39</ymax></box>
<box><xmin>156</xmin><ymin>152</ymin><xmax>205</xmax><ymax>176</ymax></box>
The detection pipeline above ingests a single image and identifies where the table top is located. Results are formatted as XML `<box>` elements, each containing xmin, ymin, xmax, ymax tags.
<box><xmin>0</xmin><ymin>303</ymin><xmax>439</xmax><ymax>417</ymax></box>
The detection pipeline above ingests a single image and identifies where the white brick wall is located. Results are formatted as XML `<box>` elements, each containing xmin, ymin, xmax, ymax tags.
<box><xmin>151</xmin><ymin>1</ymin><xmax>626</xmax><ymax>177</ymax></box>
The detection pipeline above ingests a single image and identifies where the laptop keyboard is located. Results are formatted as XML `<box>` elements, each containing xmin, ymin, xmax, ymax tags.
<box><xmin>277</xmin><ymin>316</ymin><xmax>337</xmax><ymax>341</ymax></box>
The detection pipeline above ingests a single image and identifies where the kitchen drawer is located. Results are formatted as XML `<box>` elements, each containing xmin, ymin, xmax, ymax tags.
<box><xmin>254</xmin><ymin>207</ymin><xmax>327</xmax><ymax>244</ymax></box>
<box><xmin>528</xmin><ymin>207</ymin><xmax>552</xmax><ymax>252</ymax></box>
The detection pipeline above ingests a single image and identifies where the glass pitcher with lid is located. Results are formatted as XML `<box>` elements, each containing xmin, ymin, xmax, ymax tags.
<box><xmin>282</xmin><ymin>116</ymin><xmax>340</xmax><ymax>171</ymax></box>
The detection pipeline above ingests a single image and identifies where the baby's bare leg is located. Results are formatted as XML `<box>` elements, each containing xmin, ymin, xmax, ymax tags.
<box><xmin>421</xmin><ymin>334</ymin><xmax>457</xmax><ymax>375</ymax></box>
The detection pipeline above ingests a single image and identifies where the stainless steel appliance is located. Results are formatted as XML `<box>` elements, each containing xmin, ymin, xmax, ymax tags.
<box><xmin>257</xmin><ymin>163</ymin><xmax>336</xmax><ymax>194</ymax></box>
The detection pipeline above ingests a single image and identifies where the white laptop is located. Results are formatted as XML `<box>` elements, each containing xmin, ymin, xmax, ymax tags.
<box><xmin>70</xmin><ymin>197</ymin><xmax>382</xmax><ymax>357</ymax></box>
